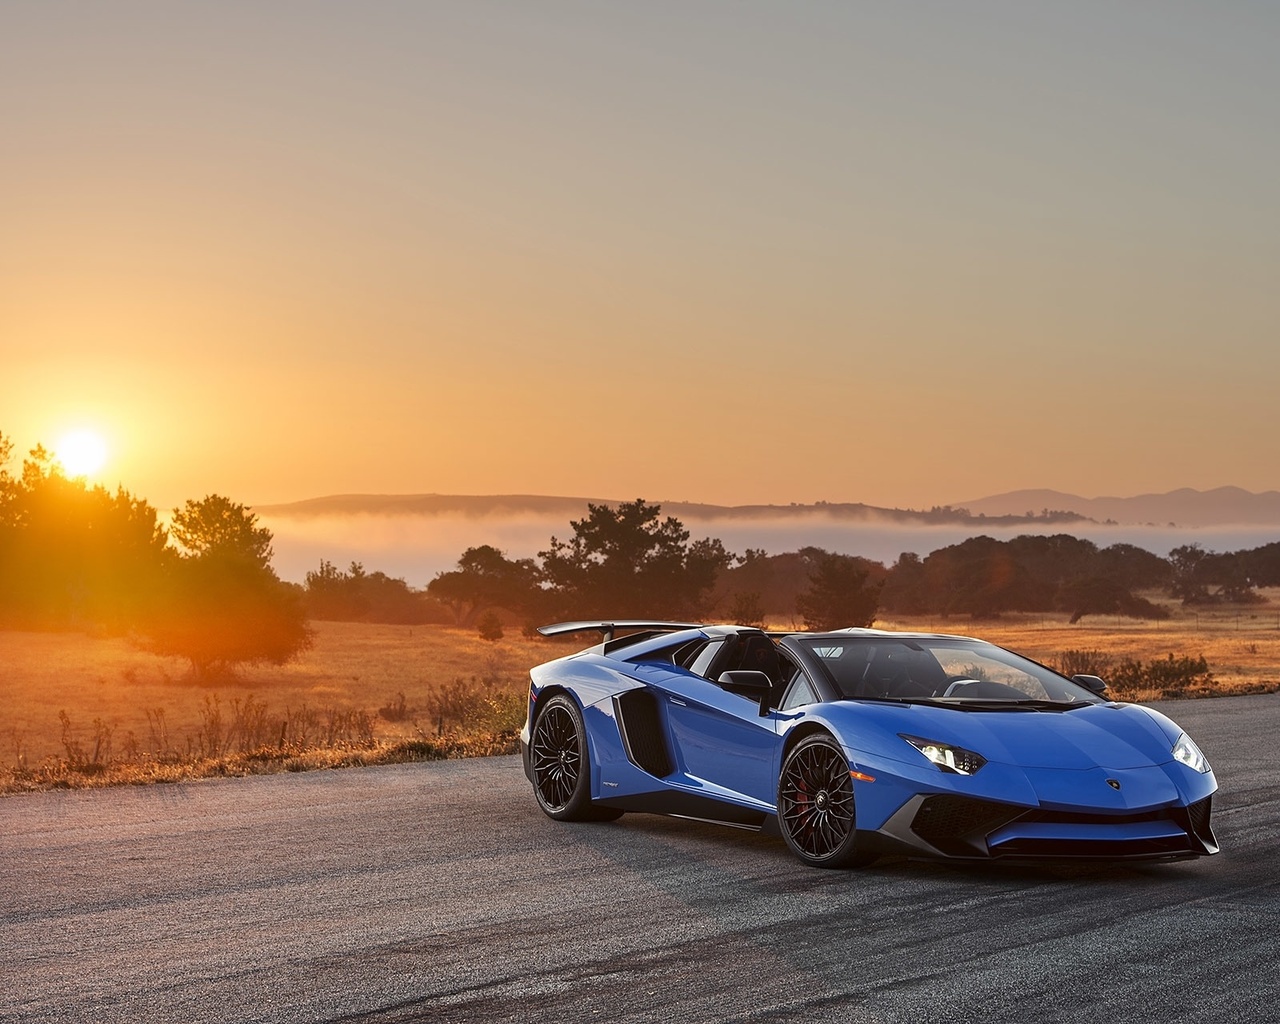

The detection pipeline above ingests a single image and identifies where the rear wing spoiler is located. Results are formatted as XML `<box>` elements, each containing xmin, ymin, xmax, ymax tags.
<box><xmin>537</xmin><ymin>620</ymin><xmax>704</xmax><ymax>643</ymax></box>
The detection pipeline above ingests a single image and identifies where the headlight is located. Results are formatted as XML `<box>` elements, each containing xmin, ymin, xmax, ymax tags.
<box><xmin>901</xmin><ymin>734</ymin><xmax>987</xmax><ymax>775</ymax></box>
<box><xmin>1172</xmin><ymin>732</ymin><xmax>1211</xmax><ymax>774</ymax></box>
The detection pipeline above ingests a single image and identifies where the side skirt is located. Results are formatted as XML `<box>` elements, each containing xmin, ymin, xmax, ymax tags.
<box><xmin>600</xmin><ymin>790</ymin><xmax>770</xmax><ymax>829</ymax></box>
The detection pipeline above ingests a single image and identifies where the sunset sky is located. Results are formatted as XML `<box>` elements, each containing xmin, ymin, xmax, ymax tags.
<box><xmin>4</xmin><ymin>2</ymin><xmax>1278</xmax><ymax>512</ymax></box>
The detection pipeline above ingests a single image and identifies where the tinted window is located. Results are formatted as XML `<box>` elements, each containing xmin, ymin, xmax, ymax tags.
<box><xmin>797</xmin><ymin>637</ymin><xmax>1101</xmax><ymax>705</ymax></box>
<box><xmin>687</xmin><ymin>638</ymin><xmax>726</xmax><ymax>678</ymax></box>
<box><xmin>780</xmin><ymin>672</ymin><xmax>817</xmax><ymax>711</ymax></box>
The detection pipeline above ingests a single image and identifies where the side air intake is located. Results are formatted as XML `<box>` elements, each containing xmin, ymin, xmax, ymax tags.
<box><xmin>614</xmin><ymin>690</ymin><xmax>673</xmax><ymax>778</ymax></box>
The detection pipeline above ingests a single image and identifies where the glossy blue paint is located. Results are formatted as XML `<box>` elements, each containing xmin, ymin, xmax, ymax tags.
<box><xmin>521</xmin><ymin>624</ymin><xmax>1220</xmax><ymax>864</ymax></box>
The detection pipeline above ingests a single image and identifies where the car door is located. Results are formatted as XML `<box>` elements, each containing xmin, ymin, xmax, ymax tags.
<box><xmin>658</xmin><ymin>636</ymin><xmax>785</xmax><ymax>807</ymax></box>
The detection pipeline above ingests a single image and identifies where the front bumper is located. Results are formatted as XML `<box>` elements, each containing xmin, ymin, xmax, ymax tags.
<box><xmin>874</xmin><ymin>790</ymin><xmax>1218</xmax><ymax>861</ymax></box>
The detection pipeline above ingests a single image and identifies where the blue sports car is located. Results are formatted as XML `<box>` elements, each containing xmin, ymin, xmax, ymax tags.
<box><xmin>519</xmin><ymin>621</ymin><xmax>1219</xmax><ymax>867</ymax></box>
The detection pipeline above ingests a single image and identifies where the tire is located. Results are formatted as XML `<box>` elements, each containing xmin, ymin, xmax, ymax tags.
<box><xmin>777</xmin><ymin>733</ymin><xmax>867</xmax><ymax>868</ymax></box>
<box><xmin>529</xmin><ymin>695</ymin><xmax>622</xmax><ymax>822</ymax></box>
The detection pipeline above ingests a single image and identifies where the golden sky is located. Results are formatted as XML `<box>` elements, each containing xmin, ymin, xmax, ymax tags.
<box><xmin>3</xmin><ymin>3</ymin><xmax>1278</xmax><ymax>511</ymax></box>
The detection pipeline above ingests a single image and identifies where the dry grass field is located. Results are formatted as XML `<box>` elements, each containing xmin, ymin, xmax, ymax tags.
<box><xmin>3</xmin><ymin>600</ymin><xmax>1278</xmax><ymax>794</ymax></box>
<box><xmin>878</xmin><ymin>596</ymin><xmax>1280</xmax><ymax>698</ymax></box>
<box><xmin>0</xmin><ymin>622</ymin><xmax>557</xmax><ymax>792</ymax></box>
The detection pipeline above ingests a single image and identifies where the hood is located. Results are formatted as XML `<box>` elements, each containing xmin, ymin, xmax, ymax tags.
<box><xmin>838</xmin><ymin>701</ymin><xmax>1176</xmax><ymax>771</ymax></box>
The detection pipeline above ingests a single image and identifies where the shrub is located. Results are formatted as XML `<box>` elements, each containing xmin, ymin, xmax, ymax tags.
<box><xmin>379</xmin><ymin>691</ymin><xmax>411</xmax><ymax>722</ymax></box>
<box><xmin>1052</xmin><ymin>649</ymin><xmax>1115</xmax><ymax>679</ymax></box>
<box><xmin>477</xmin><ymin>611</ymin><xmax>504</xmax><ymax>641</ymax></box>
<box><xmin>796</xmin><ymin>552</ymin><xmax>882</xmax><ymax>630</ymax></box>
<box><xmin>422</xmin><ymin>675</ymin><xmax>526</xmax><ymax>738</ymax></box>
<box><xmin>1109</xmin><ymin>654</ymin><xmax>1216</xmax><ymax>698</ymax></box>
<box><xmin>727</xmin><ymin>591</ymin><xmax>766</xmax><ymax>629</ymax></box>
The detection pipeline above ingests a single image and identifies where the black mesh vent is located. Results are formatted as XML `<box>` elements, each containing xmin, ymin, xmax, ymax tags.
<box><xmin>1020</xmin><ymin>807</ymin><xmax>1173</xmax><ymax>826</ymax></box>
<box><xmin>997</xmin><ymin>800</ymin><xmax>1210</xmax><ymax>860</ymax></box>
<box><xmin>1185</xmin><ymin>796</ymin><xmax>1212</xmax><ymax>840</ymax></box>
<box><xmin>912</xmin><ymin>794</ymin><xmax>1213</xmax><ymax>860</ymax></box>
<box><xmin>1170</xmin><ymin>795</ymin><xmax>1215</xmax><ymax>848</ymax></box>
<box><xmin>911</xmin><ymin>795</ymin><xmax>1025</xmax><ymax>855</ymax></box>
<box><xmin>615</xmin><ymin>690</ymin><xmax>673</xmax><ymax>778</ymax></box>
<box><xmin>994</xmin><ymin>836</ymin><xmax>1196</xmax><ymax>859</ymax></box>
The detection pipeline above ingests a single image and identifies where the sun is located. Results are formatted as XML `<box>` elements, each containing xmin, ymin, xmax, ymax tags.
<box><xmin>54</xmin><ymin>429</ymin><xmax>109</xmax><ymax>478</ymax></box>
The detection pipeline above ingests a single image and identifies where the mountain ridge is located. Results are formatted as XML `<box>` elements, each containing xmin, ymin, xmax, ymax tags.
<box><xmin>254</xmin><ymin>492</ymin><xmax>1079</xmax><ymax>527</ymax></box>
<box><xmin>955</xmin><ymin>486</ymin><xmax>1280</xmax><ymax>527</ymax></box>
<box><xmin>256</xmin><ymin>486</ymin><xmax>1280</xmax><ymax>528</ymax></box>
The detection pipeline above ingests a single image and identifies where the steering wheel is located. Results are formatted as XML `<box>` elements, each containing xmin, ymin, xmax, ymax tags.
<box><xmin>943</xmin><ymin>678</ymin><xmax>981</xmax><ymax>697</ymax></box>
<box><xmin>860</xmin><ymin>660</ymin><xmax>912</xmax><ymax>697</ymax></box>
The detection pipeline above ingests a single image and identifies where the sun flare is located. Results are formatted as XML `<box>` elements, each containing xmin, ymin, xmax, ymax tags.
<box><xmin>54</xmin><ymin>429</ymin><xmax>109</xmax><ymax>478</ymax></box>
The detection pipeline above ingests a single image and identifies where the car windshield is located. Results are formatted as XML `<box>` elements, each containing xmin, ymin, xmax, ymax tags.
<box><xmin>796</xmin><ymin>636</ymin><xmax>1102</xmax><ymax>706</ymax></box>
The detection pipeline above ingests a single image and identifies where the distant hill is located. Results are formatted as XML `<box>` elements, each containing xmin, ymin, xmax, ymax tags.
<box><xmin>255</xmin><ymin>493</ymin><xmax>1085</xmax><ymax>528</ymax></box>
<box><xmin>954</xmin><ymin>487</ymin><xmax>1280</xmax><ymax>527</ymax></box>
<box><xmin>257</xmin><ymin>487</ymin><xmax>1280</xmax><ymax>530</ymax></box>
<box><xmin>257</xmin><ymin>493</ymin><xmax>597</xmax><ymax>519</ymax></box>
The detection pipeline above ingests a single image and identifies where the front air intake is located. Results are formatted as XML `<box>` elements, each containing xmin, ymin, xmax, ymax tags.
<box><xmin>910</xmin><ymin>795</ymin><xmax>1025</xmax><ymax>856</ymax></box>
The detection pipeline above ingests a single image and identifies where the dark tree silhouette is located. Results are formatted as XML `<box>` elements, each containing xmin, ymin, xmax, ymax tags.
<box><xmin>305</xmin><ymin>560</ymin><xmax>439</xmax><ymax>623</ymax></box>
<box><xmin>144</xmin><ymin>495</ymin><xmax>311</xmax><ymax>677</ymax></box>
<box><xmin>877</xmin><ymin>534</ymin><xmax>1176</xmax><ymax>620</ymax></box>
<box><xmin>1059</xmin><ymin>578</ymin><xmax>1170</xmax><ymax>623</ymax></box>
<box><xmin>170</xmin><ymin>494</ymin><xmax>273</xmax><ymax>567</ymax></box>
<box><xmin>878</xmin><ymin>551</ymin><xmax>928</xmax><ymax>615</ymax></box>
<box><xmin>1168</xmin><ymin>544</ymin><xmax>1213</xmax><ymax>604</ymax></box>
<box><xmin>0</xmin><ymin>441</ymin><xmax>169</xmax><ymax>629</ymax></box>
<box><xmin>1169</xmin><ymin>544</ymin><xmax>1262</xmax><ymax>604</ymax></box>
<box><xmin>1238</xmin><ymin>542</ymin><xmax>1280</xmax><ymax>587</ymax></box>
<box><xmin>476</xmin><ymin>610</ymin><xmax>505</xmax><ymax>641</ymax></box>
<box><xmin>538</xmin><ymin>499</ymin><xmax>732</xmax><ymax>620</ymax></box>
<box><xmin>427</xmin><ymin>545</ymin><xmax>539</xmax><ymax>626</ymax></box>
<box><xmin>796</xmin><ymin>551</ymin><xmax>883</xmax><ymax>631</ymax></box>
<box><xmin>726</xmin><ymin>590</ymin><xmax>767</xmax><ymax>629</ymax></box>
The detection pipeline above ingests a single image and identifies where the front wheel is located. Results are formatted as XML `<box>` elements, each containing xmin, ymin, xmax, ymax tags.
<box><xmin>529</xmin><ymin>695</ymin><xmax>622</xmax><ymax>822</ymax></box>
<box><xmin>777</xmin><ymin>734</ymin><xmax>867</xmax><ymax>868</ymax></box>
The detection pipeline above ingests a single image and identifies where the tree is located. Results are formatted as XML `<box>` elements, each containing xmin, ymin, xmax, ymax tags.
<box><xmin>538</xmin><ymin>499</ymin><xmax>732</xmax><ymax>619</ymax></box>
<box><xmin>304</xmin><ymin>559</ymin><xmax>361</xmax><ymax>619</ymax></box>
<box><xmin>0</xmin><ymin>430</ymin><xmax>14</xmax><ymax>511</ymax></box>
<box><xmin>726</xmin><ymin>591</ymin><xmax>766</xmax><ymax>629</ymax></box>
<box><xmin>1059</xmin><ymin>578</ymin><xmax>1170</xmax><ymax>623</ymax></box>
<box><xmin>1168</xmin><ymin>543</ymin><xmax>1262</xmax><ymax>604</ymax></box>
<box><xmin>143</xmin><ymin>495</ymin><xmax>311</xmax><ymax>677</ymax></box>
<box><xmin>0</xmin><ymin>432</ymin><xmax>20</xmax><ymax>618</ymax></box>
<box><xmin>1169</xmin><ymin>544</ymin><xmax>1213</xmax><ymax>604</ymax></box>
<box><xmin>1094</xmin><ymin>543</ymin><xmax>1171</xmax><ymax>590</ymax></box>
<box><xmin>912</xmin><ymin>536</ymin><xmax>1044</xmax><ymax>618</ymax></box>
<box><xmin>879</xmin><ymin>551</ymin><xmax>927</xmax><ymax>614</ymax></box>
<box><xmin>304</xmin><ymin>560</ymin><xmax>438</xmax><ymax>623</ymax></box>
<box><xmin>0</xmin><ymin>440</ymin><xmax>169</xmax><ymax>629</ymax></box>
<box><xmin>427</xmin><ymin>545</ymin><xmax>539</xmax><ymax>626</ymax></box>
<box><xmin>796</xmin><ymin>551</ymin><xmax>883</xmax><ymax>631</ymax></box>
<box><xmin>476</xmin><ymin>610</ymin><xmax>505</xmax><ymax>641</ymax></box>
<box><xmin>1238</xmin><ymin>542</ymin><xmax>1280</xmax><ymax>588</ymax></box>
<box><xmin>170</xmin><ymin>494</ymin><xmax>273</xmax><ymax>568</ymax></box>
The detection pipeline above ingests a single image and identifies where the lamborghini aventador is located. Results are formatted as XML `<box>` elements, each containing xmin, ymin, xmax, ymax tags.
<box><xmin>519</xmin><ymin>621</ymin><xmax>1218</xmax><ymax>868</ymax></box>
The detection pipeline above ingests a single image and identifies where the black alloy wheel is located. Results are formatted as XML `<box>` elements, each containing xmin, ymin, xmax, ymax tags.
<box><xmin>529</xmin><ymin>694</ymin><xmax>623</xmax><ymax>822</ymax></box>
<box><xmin>778</xmin><ymin>733</ymin><xmax>865</xmax><ymax>868</ymax></box>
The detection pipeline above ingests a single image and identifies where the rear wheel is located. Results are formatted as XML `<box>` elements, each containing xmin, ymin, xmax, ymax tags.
<box><xmin>530</xmin><ymin>695</ymin><xmax>622</xmax><ymax>822</ymax></box>
<box><xmin>778</xmin><ymin>733</ymin><xmax>866</xmax><ymax>868</ymax></box>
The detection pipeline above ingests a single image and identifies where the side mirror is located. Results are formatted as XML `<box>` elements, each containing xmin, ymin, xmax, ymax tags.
<box><xmin>717</xmin><ymin>669</ymin><xmax>774</xmax><ymax>717</ymax></box>
<box><xmin>1072</xmin><ymin>673</ymin><xmax>1109</xmax><ymax>695</ymax></box>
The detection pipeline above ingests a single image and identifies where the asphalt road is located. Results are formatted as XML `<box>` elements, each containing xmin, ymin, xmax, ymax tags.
<box><xmin>3</xmin><ymin>694</ymin><xmax>1278</xmax><ymax>1024</ymax></box>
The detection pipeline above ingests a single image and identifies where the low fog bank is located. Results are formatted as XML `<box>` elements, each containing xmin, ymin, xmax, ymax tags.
<box><xmin>261</xmin><ymin>512</ymin><xmax>1280</xmax><ymax>586</ymax></box>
